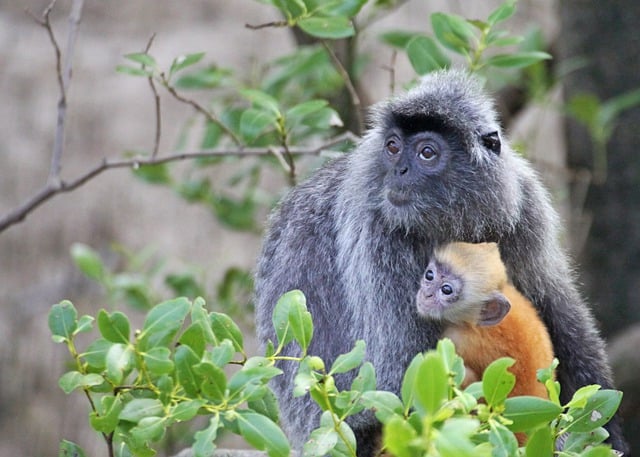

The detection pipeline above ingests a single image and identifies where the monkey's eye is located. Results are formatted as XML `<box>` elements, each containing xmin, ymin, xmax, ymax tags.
<box><xmin>441</xmin><ymin>284</ymin><xmax>453</xmax><ymax>295</ymax></box>
<box><xmin>418</xmin><ymin>145</ymin><xmax>437</xmax><ymax>161</ymax></box>
<box><xmin>425</xmin><ymin>269</ymin><xmax>434</xmax><ymax>281</ymax></box>
<box><xmin>385</xmin><ymin>137</ymin><xmax>401</xmax><ymax>155</ymax></box>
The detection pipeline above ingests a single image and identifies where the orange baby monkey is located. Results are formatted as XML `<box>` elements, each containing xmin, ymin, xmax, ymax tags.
<box><xmin>416</xmin><ymin>241</ymin><xmax>554</xmax><ymax>399</ymax></box>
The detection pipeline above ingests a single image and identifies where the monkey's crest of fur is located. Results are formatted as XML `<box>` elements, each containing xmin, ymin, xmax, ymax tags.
<box><xmin>436</xmin><ymin>241</ymin><xmax>508</xmax><ymax>293</ymax></box>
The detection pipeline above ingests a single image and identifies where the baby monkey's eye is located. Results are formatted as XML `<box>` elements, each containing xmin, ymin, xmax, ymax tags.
<box><xmin>441</xmin><ymin>284</ymin><xmax>453</xmax><ymax>295</ymax></box>
<box><xmin>425</xmin><ymin>269</ymin><xmax>434</xmax><ymax>281</ymax></box>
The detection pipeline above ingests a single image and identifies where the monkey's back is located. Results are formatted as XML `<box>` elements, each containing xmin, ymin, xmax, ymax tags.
<box><xmin>444</xmin><ymin>283</ymin><xmax>554</xmax><ymax>398</ymax></box>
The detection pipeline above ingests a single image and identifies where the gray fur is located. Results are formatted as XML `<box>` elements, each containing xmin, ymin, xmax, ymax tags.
<box><xmin>254</xmin><ymin>69</ymin><xmax>627</xmax><ymax>455</ymax></box>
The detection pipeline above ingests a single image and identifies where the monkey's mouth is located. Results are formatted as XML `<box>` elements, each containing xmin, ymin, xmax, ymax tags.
<box><xmin>386</xmin><ymin>189</ymin><xmax>413</xmax><ymax>206</ymax></box>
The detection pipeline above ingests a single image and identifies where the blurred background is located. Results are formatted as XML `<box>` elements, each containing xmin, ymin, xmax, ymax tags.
<box><xmin>1</xmin><ymin>0</ymin><xmax>639</xmax><ymax>455</ymax></box>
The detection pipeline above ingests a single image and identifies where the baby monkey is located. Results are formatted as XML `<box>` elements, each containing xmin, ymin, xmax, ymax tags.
<box><xmin>416</xmin><ymin>241</ymin><xmax>554</xmax><ymax>398</ymax></box>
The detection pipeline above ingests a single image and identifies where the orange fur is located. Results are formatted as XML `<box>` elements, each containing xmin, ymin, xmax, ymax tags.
<box><xmin>443</xmin><ymin>282</ymin><xmax>554</xmax><ymax>399</ymax></box>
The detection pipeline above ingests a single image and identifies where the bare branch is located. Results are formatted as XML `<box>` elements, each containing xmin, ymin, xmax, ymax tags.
<box><xmin>0</xmin><ymin>133</ymin><xmax>359</xmax><ymax>233</ymax></box>
<box><xmin>322</xmin><ymin>41</ymin><xmax>364</xmax><ymax>134</ymax></box>
<box><xmin>245</xmin><ymin>20</ymin><xmax>288</xmax><ymax>30</ymax></box>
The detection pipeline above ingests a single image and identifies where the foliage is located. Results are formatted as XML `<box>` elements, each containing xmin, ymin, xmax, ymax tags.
<box><xmin>50</xmin><ymin>291</ymin><xmax>621</xmax><ymax>457</ymax></box>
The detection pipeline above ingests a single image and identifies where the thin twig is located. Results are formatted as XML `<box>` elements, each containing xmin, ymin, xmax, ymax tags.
<box><xmin>0</xmin><ymin>133</ymin><xmax>358</xmax><ymax>233</ymax></box>
<box><xmin>143</xmin><ymin>34</ymin><xmax>162</xmax><ymax>158</ymax></box>
<box><xmin>245</xmin><ymin>20</ymin><xmax>288</xmax><ymax>30</ymax></box>
<box><xmin>322</xmin><ymin>40</ymin><xmax>364</xmax><ymax>134</ymax></box>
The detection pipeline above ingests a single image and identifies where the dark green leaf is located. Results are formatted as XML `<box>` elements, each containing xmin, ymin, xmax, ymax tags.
<box><xmin>59</xmin><ymin>440</ymin><xmax>87</xmax><ymax>457</ymax></box>
<box><xmin>194</xmin><ymin>361</ymin><xmax>227</xmax><ymax>403</ymax></box>
<box><xmin>166</xmin><ymin>273</ymin><xmax>206</xmax><ymax>299</ymax></box>
<box><xmin>272</xmin><ymin>290</ymin><xmax>304</xmax><ymax>349</ymax></box>
<box><xmin>143</xmin><ymin>346</ymin><xmax>174</xmax><ymax>376</ymax></box>
<box><xmin>71</xmin><ymin>243</ymin><xmax>105</xmax><ymax>281</ymax></box>
<box><xmin>193</xmin><ymin>415</ymin><xmax>220</xmax><ymax>457</ymax></box>
<box><xmin>90</xmin><ymin>395</ymin><xmax>123</xmax><ymax>433</ymax></box>
<box><xmin>240</xmin><ymin>108</ymin><xmax>278</xmax><ymax>143</ymax></box>
<box><xmin>401</xmin><ymin>353</ymin><xmax>424</xmax><ymax>409</ymax></box>
<box><xmin>58</xmin><ymin>371</ymin><xmax>104</xmax><ymax>394</ymax></box>
<box><xmin>179</xmin><ymin>322</ymin><xmax>207</xmax><ymax>357</ymax></box>
<box><xmin>138</xmin><ymin>297</ymin><xmax>191</xmax><ymax>351</ymax></box>
<box><xmin>236</xmin><ymin>410</ymin><xmax>290</xmax><ymax>457</ymax></box>
<box><xmin>210</xmin><ymin>312</ymin><xmax>244</xmax><ymax>352</ymax></box>
<box><xmin>414</xmin><ymin>352</ymin><xmax>449</xmax><ymax>415</ymax></box>
<box><xmin>406</xmin><ymin>35</ymin><xmax>450</xmax><ymax>75</ymax></box>
<box><xmin>170</xmin><ymin>399</ymin><xmax>206</xmax><ymax>422</ymax></box>
<box><xmin>482</xmin><ymin>357</ymin><xmax>516</xmax><ymax>407</ymax></box>
<box><xmin>298</xmin><ymin>16</ymin><xmax>355</xmax><ymax>39</ymax></box>
<box><xmin>360</xmin><ymin>391</ymin><xmax>403</xmax><ymax>423</ymax></box>
<box><xmin>191</xmin><ymin>297</ymin><xmax>217</xmax><ymax>345</ymax></box>
<box><xmin>175</xmin><ymin>344</ymin><xmax>202</xmax><ymax>397</ymax></box>
<box><xmin>486</xmin><ymin>51</ymin><xmax>552</xmax><ymax>68</ymax></box>
<box><xmin>170</xmin><ymin>52</ymin><xmax>205</xmax><ymax>76</ymax></box>
<box><xmin>49</xmin><ymin>300</ymin><xmax>78</xmax><ymax>342</ymax></box>
<box><xmin>564</xmin><ymin>389</ymin><xmax>622</xmax><ymax>433</ymax></box>
<box><xmin>503</xmin><ymin>396</ymin><xmax>563</xmax><ymax>432</ymax></box>
<box><xmin>248</xmin><ymin>389</ymin><xmax>280</xmax><ymax>423</ymax></box>
<box><xmin>287</xmin><ymin>293</ymin><xmax>313</xmax><ymax>354</ymax></box>
<box><xmin>119</xmin><ymin>398</ymin><xmax>164</xmax><ymax>423</ymax></box>
<box><xmin>97</xmin><ymin>309</ymin><xmax>130</xmax><ymax>344</ymax></box>
<box><xmin>329</xmin><ymin>340</ymin><xmax>365</xmax><ymax>375</ymax></box>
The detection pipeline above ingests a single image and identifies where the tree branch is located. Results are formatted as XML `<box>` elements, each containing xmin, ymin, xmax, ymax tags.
<box><xmin>144</xmin><ymin>34</ymin><xmax>162</xmax><ymax>158</ymax></box>
<box><xmin>0</xmin><ymin>133</ymin><xmax>358</xmax><ymax>233</ymax></box>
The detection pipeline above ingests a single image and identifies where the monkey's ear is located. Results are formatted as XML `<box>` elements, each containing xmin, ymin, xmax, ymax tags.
<box><xmin>477</xmin><ymin>292</ymin><xmax>510</xmax><ymax>326</ymax></box>
<box><xmin>481</xmin><ymin>131</ymin><xmax>501</xmax><ymax>155</ymax></box>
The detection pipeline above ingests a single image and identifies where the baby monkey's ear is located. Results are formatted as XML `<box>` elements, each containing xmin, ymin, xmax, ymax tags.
<box><xmin>477</xmin><ymin>292</ymin><xmax>510</xmax><ymax>326</ymax></box>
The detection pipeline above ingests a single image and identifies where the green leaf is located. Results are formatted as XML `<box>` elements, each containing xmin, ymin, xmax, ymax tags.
<box><xmin>580</xmin><ymin>447</ymin><xmax>618</xmax><ymax>457</ymax></box>
<box><xmin>236</xmin><ymin>410</ymin><xmax>290</xmax><ymax>457</ymax></box>
<box><xmin>58</xmin><ymin>371</ymin><xmax>104</xmax><ymax>394</ymax></box>
<box><xmin>305</xmin><ymin>0</ymin><xmax>367</xmax><ymax>17</ymax></box>
<box><xmin>270</xmin><ymin>0</ymin><xmax>306</xmax><ymax>19</ymax></box>
<box><xmin>486</xmin><ymin>51</ymin><xmax>552</xmax><ymax>68</ymax></box>
<box><xmin>119</xmin><ymin>398</ymin><xmax>164</xmax><ymax>423</ymax></box>
<box><xmin>240</xmin><ymin>89</ymin><xmax>280</xmax><ymax>115</ymax></box>
<box><xmin>166</xmin><ymin>273</ymin><xmax>206</xmax><ymax>299</ymax></box>
<box><xmin>143</xmin><ymin>346</ymin><xmax>174</xmax><ymax>375</ymax></box>
<box><xmin>209</xmin><ymin>339</ymin><xmax>235</xmax><ymax>367</ymax></box>
<box><xmin>360</xmin><ymin>391</ymin><xmax>404</xmax><ymax>423</ymax></box>
<box><xmin>97</xmin><ymin>309</ymin><xmax>130</xmax><ymax>344</ymax></box>
<box><xmin>124</xmin><ymin>52</ymin><xmax>157</xmax><ymax>68</ymax></box>
<box><xmin>169</xmin><ymin>52</ymin><xmax>206</xmax><ymax>76</ymax></box>
<box><xmin>564</xmin><ymin>389</ymin><xmax>622</xmax><ymax>433</ymax></box>
<box><xmin>248</xmin><ymin>388</ymin><xmax>280</xmax><ymax>423</ymax></box>
<box><xmin>193</xmin><ymin>415</ymin><xmax>220</xmax><ymax>457</ymax></box>
<box><xmin>380</xmin><ymin>31</ymin><xmax>422</xmax><ymax>49</ymax></box>
<box><xmin>401</xmin><ymin>353</ymin><xmax>424</xmax><ymax>409</ymax></box>
<box><xmin>351</xmin><ymin>362</ymin><xmax>376</xmax><ymax>393</ymax></box>
<box><xmin>240</xmin><ymin>108</ymin><xmax>278</xmax><ymax>143</ymax></box>
<box><xmin>115</xmin><ymin>64</ymin><xmax>153</xmax><ymax>78</ymax></box>
<box><xmin>90</xmin><ymin>395</ymin><xmax>124</xmax><ymax>433</ymax></box>
<box><xmin>303</xmin><ymin>426</ymin><xmax>338</xmax><ymax>457</ymax></box>
<box><xmin>71</xmin><ymin>243</ymin><xmax>105</xmax><ymax>281</ymax></box>
<box><xmin>287</xmin><ymin>292</ymin><xmax>313</xmax><ymax>354</ymax></box>
<box><xmin>503</xmin><ymin>396</ymin><xmax>563</xmax><ymax>432</ymax></box>
<box><xmin>194</xmin><ymin>361</ymin><xmax>227</xmax><ymax>403</ymax></box>
<box><xmin>298</xmin><ymin>16</ymin><xmax>355</xmax><ymax>39</ymax></box>
<box><xmin>49</xmin><ymin>300</ymin><xmax>78</xmax><ymax>342</ymax></box>
<box><xmin>319</xmin><ymin>411</ymin><xmax>356</xmax><ymax>457</ymax></box>
<box><xmin>272</xmin><ymin>290</ymin><xmax>305</xmax><ymax>349</ymax></box>
<box><xmin>406</xmin><ymin>35</ymin><xmax>450</xmax><ymax>75</ymax></box>
<box><xmin>171</xmin><ymin>399</ymin><xmax>206</xmax><ymax>422</ymax></box>
<box><xmin>228</xmin><ymin>365</ymin><xmax>282</xmax><ymax>403</ymax></box>
<box><xmin>210</xmin><ymin>312</ymin><xmax>244</xmax><ymax>352</ymax></box>
<box><xmin>75</xmin><ymin>315</ymin><xmax>94</xmax><ymax>334</ymax></box>
<box><xmin>563</xmin><ymin>427</ymin><xmax>609</xmax><ymax>452</ymax></box>
<box><xmin>105</xmin><ymin>343</ymin><xmax>135</xmax><ymax>384</ymax></box>
<box><xmin>59</xmin><ymin>440</ymin><xmax>87</xmax><ymax>457</ymax></box>
<box><xmin>435</xmin><ymin>418</ymin><xmax>480</xmax><ymax>457</ymax></box>
<box><xmin>487</xmin><ymin>0</ymin><xmax>517</xmax><ymax>25</ymax></box>
<box><xmin>130</xmin><ymin>416</ymin><xmax>166</xmax><ymax>443</ymax></box>
<box><xmin>175</xmin><ymin>66</ymin><xmax>232</xmax><ymax>90</ymax></box>
<box><xmin>565</xmin><ymin>384</ymin><xmax>602</xmax><ymax>409</ymax></box>
<box><xmin>482</xmin><ymin>357</ymin><xmax>516</xmax><ymax>407</ymax></box>
<box><xmin>488</xmin><ymin>421</ymin><xmax>518</xmax><ymax>457</ymax></box>
<box><xmin>431</xmin><ymin>12</ymin><xmax>474</xmax><ymax>55</ymax></box>
<box><xmin>329</xmin><ymin>340</ymin><xmax>365</xmax><ymax>375</ymax></box>
<box><xmin>132</xmin><ymin>162</ymin><xmax>171</xmax><ymax>185</ymax></box>
<box><xmin>382</xmin><ymin>415</ymin><xmax>417</xmax><ymax>457</ymax></box>
<box><xmin>82</xmin><ymin>338</ymin><xmax>112</xmax><ymax>370</ymax></box>
<box><xmin>191</xmin><ymin>297</ymin><xmax>217</xmax><ymax>345</ymax></box>
<box><xmin>138</xmin><ymin>297</ymin><xmax>191</xmax><ymax>351</ymax></box>
<box><xmin>525</xmin><ymin>426</ymin><xmax>554</xmax><ymax>457</ymax></box>
<box><xmin>175</xmin><ymin>344</ymin><xmax>202</xmax><ymax>397</ymax></box>
<box><xmin>179</xmin><ymin>322</ymin><xmax>207</xmax><ymax>357</ymax></box>
<box><xmin>285</xmin><ymin>99</ymin><xmax>329</xmax><ymax>130</ymax></box>
<box><xmin>414</xmin><ymin>352</ymin><xmax>449</xmax><ymax>415</ymax></box>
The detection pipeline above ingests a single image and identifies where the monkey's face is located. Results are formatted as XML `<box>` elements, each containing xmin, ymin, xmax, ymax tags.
<box><xmin>416</xmin><ymin>260</ymin><xmax>465</xmax><ymax>321</ymax></box>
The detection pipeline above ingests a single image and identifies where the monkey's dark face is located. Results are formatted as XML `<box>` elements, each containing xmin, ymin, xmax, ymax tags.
<box><xmin>416</xmin><ymin>259</ymin><xmax>463</xmax><ymax>321</ymax></box>
<box><xmin>381</xmin><ymin>128</ymin><xmax>452</xmax><ymax>207</ymax></box>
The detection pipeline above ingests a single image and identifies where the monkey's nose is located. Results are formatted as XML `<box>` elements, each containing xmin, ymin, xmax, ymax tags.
<box><xmin>396</xmin><ymin>166</ymin><xmax>408</xmax><ymax>175</ymax></box>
